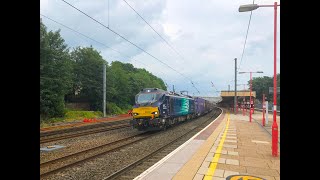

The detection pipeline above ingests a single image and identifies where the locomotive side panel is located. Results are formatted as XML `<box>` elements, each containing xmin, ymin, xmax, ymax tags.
<box><xmin>195</xmin><ymin>97</ymin><xmax>205</xmax><ymax>116</ymax></box>
<box><xmin>169</xmin><ymin>96</ymin><xmax>193</xmax><ymax>117</ymax></box>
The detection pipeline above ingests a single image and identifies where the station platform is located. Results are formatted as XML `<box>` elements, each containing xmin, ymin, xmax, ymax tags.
<box><xmin>133</xmin><ymin>109</ymin><xmax>280</xmax><ymax>180</ymax></box>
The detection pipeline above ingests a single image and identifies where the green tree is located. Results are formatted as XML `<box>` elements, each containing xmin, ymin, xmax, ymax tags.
<box><xmin>40</xmin><ymin>19</ymin><xmax>73</xmax><ymax>119</ymax></box>
<box><xmin>107</xmin><ymin>61</ymin><xmax>166</xmax><ymax>109</ymax></box>
<box><xmin>70</xmin><ymin>46</ymin><xmax>106</xmax><ymax>111</ymax></box>
<box><xmin>250</xmin><ymin>76</ymin><xmax>272</xmax><ymax>101</ymax></box>
<box><xmin>41</xmin><ymin>20</ymin><xmax>169</xmax><ymax>118</ymax></box>
<box><xmin>108</xmin><ymin>61</ymin><xmax>131</xmax><ymax>108</ymax></box>
<box><xmin>250</xmin><ymin>73</ymin><xmax>280</xmax><ymax>104</ymax></box>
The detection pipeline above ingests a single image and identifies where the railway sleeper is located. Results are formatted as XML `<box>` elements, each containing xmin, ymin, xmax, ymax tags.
<box><xmin>131</xmin><ymin>166</ymin><xmax>149</xmax><ymax>172</ymax></box>
<box><xmin>129</xmin><ymin>169</ymin><xmax>146</xmax><ymax>173</ymax></box>
<box><xmin>141</xmin><ymin>161</ymin><xmax>157</xmax><ymax>167</ymax></box>
<box><xmin>158</xmin><ymin>150</ymin><xmax>173</xmax><ymax>154</ymax></box>
<box><xmin>148</xmin><ymin>157</ymin><xmax>161</xmax><ymax>161</ymax></box>
<box><xmin>119</xmin><ymin>175</ymin><xmax>136</xmax><ymax>179</ymax></box>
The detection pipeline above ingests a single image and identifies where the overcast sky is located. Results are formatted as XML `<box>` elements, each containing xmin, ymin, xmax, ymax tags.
<box><xmin>40</xmin><ymin>0</ymin><xmax>280</xmax><ymax>97</ymax></box>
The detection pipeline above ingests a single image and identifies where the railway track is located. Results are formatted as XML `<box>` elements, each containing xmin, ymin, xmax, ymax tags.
<box><xmin>40</xmin><ymin>109</ymin><xmax>221</xmax><ymax>179</ymax></box>
<box><xmin>40</xmin><ymin>121</ymin><xmax>130</xmax><ymax>144</ymax></box>
<box><xmin>40</xmin><ymin>119</ymin><xmax>131</xmax><ymax>138</ymax></box>
<box><xmin>103</xmin><ymin>109</ymin><xmax>221</xmax><ymax>180</ymax></box>
<box><xmin>40</xmin><ymin>131</ymin><xmax>153</xmax><ymax>178</ymax></box>
<box><xmin>40</xmin><ymin>124</ymin><xmax>130</xmax><ymax>144</ymax></box>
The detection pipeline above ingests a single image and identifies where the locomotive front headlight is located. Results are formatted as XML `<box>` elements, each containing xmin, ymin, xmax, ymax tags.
<box><xmin>151</xmin><ymin>111</ymin><xmax>158</xmax><ymax>115</ymax></box>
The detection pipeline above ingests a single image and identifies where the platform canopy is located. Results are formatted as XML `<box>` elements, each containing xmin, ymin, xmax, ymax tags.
<box><xmin>220</xmin><ymin>90</ymin><xmax>256</xmax><ymax>98</ymax></box>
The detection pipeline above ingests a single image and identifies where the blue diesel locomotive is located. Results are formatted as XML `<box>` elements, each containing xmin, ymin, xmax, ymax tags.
<box><xmin>130</xmin><ymin>88</ymin><xmax>213</xmax><ymax>131</ymax></box>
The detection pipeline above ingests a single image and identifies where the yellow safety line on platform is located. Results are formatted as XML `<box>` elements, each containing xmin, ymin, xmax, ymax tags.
<box><xmin>203</xmin><ymin>112</ymin><xmax>230</xmax><ymax>179</ymax></box>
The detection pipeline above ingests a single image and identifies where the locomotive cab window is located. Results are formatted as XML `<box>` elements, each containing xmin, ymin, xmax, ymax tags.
<box><xmin>135</xmin><ymin>93</ymin><xmax>163</xmax><ymax>104</ymax></box>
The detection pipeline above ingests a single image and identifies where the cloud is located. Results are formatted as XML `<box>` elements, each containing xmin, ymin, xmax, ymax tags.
<box><xmin>40</xmin><ymin>0</ymin><xmax>280</xmax><ymax>96</ymax></box>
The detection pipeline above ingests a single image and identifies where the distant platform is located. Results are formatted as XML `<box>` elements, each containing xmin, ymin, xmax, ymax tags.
<box><xmin>195</xmin><ymin>96</ymin><xmax>222</xmax><ymax>103</ymax></box>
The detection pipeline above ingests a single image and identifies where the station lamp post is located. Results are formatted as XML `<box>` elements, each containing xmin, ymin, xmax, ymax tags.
<box><xmin>239</xmin><ymin>1</ymin><xmax>280</xmax><ymax>157</ymax></box>
<box><xmin>238</xmin><ymin>71</ymin><xmax>263</xmax><ymax>123</ymax></box>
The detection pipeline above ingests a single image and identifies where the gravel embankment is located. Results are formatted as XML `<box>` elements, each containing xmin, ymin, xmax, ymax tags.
<box><xmin>41</xmin><ymin>108</ymin><xmax>221</xmax><ymax>180</ymax></box>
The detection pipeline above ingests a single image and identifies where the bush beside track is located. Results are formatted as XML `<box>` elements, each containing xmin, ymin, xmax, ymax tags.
<box><xmin>40</xmin><ymin>110</ymin><xmax>103</xmax><ymax>128</ymax></box>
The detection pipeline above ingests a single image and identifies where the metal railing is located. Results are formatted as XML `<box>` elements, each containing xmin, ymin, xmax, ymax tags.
<box><xmin>255</xmin><ymin>103</ymin><xmax>280</xmax><ymax>112</ymax></box>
